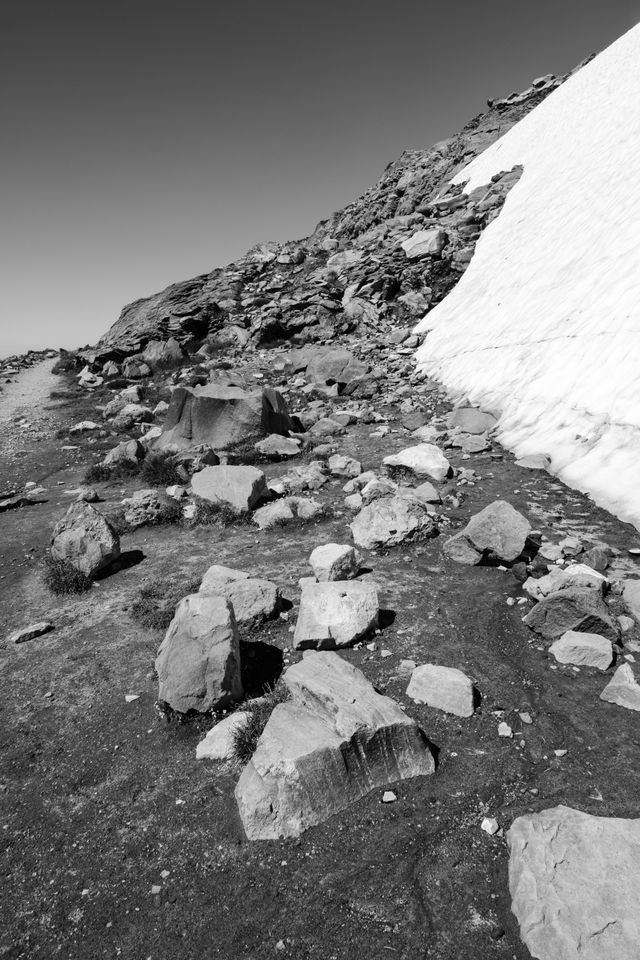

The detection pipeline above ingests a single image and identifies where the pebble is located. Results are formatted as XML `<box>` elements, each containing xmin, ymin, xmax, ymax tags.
<box><xmin>382</xmin><ymin>791</ymin><xmax>397</xmax><ymax>803</ymax></box>
<box><xmin>481</xmin><ymin>817</ymin><xmax>499</xmax><ymax>835</ymax></box>
<box><xmin>498</xmin><ymin>722</ymin><xmax>513</xmax><ymax>738</ymax></box>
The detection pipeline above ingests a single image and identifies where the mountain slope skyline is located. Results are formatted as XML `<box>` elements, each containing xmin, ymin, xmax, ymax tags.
<box><xmin>1</xmin><ymin>0</ymin><xmax>637</xmax><ymax>356</ymax></box>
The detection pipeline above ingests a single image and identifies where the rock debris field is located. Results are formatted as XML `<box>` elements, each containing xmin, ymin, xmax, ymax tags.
<box><xmin>3</xmin><ymin>60</ymin><xmax>640</xmax><ymax>960</ymax></box>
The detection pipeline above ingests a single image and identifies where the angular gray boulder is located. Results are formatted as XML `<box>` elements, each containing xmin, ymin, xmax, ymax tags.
<box><xmin>305</xmin><ymin>349</ymin><xmax>368</xmax><ymax>388</ymax></box>
<box><xmin>549</xmin><ymin>630</ymin><xmax>613</xmax><ymax>670</ymax></box>
<box><xmin>191</xmin><ymin>465</ymin><xmax>268</xmax><ymax>513</ymax></box>
<box><xmin>523</xmin><ymin>587</ymin><xmax>619</xmax><ymax>641</ymax></box>
<box><xmin>600</xmin><ymin>663</ymin><xmax>640</xmax><ymax>711</ymax></box>
<box><xmin>294</xmin><ymin>580</ymin><xmax>379</xmax><ymax>649</ymax></box>
<box><xmin>155</xmin><ymin>383</ymin><xmax>296</xmax><ymax>451</ymax></box>
<box><xmin>383</xmin><ymin>443</ymin><xmax>450</xmax><ymax>482</ymax></box>
<box><xmin>198</xmin><ymin>564</ymin><xmax>280</xmax><ymax>627</ymax></box>
<box><xmin>308</xmin><ymin>543</ymin><xmax>359</xmax><ymax>582</ymax></box>
<box><xmin>235</xmin><ymin>652</ymin><xmax>435</xmax><ymax>839</ymax></box>
<box><xmin>446</xmin><ymin>407</ymin><xmax>497</xmax><ymax>434</ymax></box>
<box><xmin>350</xmin><ymin>493</ymin><xmax>438</xmax><ymax>550</ymax></box>
<box><xmin>406</xmin><ymin>664</ymin><xmax>475</xmax><ymax>717</ymax></box>
<box><xmin>509</xmin><ymin>804</ymin><xmax>640</xmax><ymax>960</ymax></box>
<box><xmin>50</xmin><ymin>502</ymin><xmax>120</xmax><ymax>577</ymax></box>
<box><xmin>443</xmin><ymin>500</ymin><xmax>530</xmax><ymax>565</ymax></box>
<box><xmin>155</xmin><ymin>594</ymin><xmax>243</xmax><ymax>713</ymax></box>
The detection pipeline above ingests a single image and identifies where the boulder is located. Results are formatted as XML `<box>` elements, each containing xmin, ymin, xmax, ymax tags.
<box><xmin>305</xmin><ymin>349</ymin><xmax>368</xmax><ymax>388</ymax></box>
<box><xmin>350</xmin><ymin>493</ymin><xmax>438</xmax><ymax>550</ymax></box>
<box><xmin>623</xmin><ymin>579</ymin><xmax>640</xmax><ymax>621</ymax></box>
<box><xmin>413</xmin><ymin>480</ymin><xmax>442</xmax><ymax>504</ymax></box>
<box><xmin>252</xmin><ymin>496</ymin><xmax>323</xmax><ymax>530</ymax></box>
<box><xmin>123</xmin><ymin>358</ymin><xmax>151</xmax><ymax>378</ymax></box>
<box><xmin>294</xmin><ymin>580</ymin><xmax>379</xmax><ymax>649</ymax></box>
<box><xmin>549</xmin><ymin>631</ymin><xmax>613</xmax><ymax>670</ymax></box>
<box><xmin>112</xmin><ymin>403</ymin><xmax>154</xmax><ymax>430</ymax></box>
<box><xmin>400</xmin><ymin>229</ymin><xmax>447</xmax><ymax>260</ymax></box>
<box><xmin>51</xmin><ymin>502</ymin><xmax>120</xmax><ymax>577</ymax></box>
<box><xmin>122</xmin><ymin>488</ymin><xmax>164</xmax><ymax>528</ymax></box>
<box><xmin>328</xmin><ymin>454</ymin><xmax>362</xmax><ymax>478</ymax></box>
<box><xmin>515</xmin><ymin>453</ymin><xmax>551</xmax><ymax>470</ymax></box>
<box><xmin>235</xmin><ymin>652</ymin><xmax>435</xmax><ymax>839</ymax></box>
<box><xmin>447</xmin><ymin>407</ymin><xmax>497</xmax><ymax>434</ymax></box>
<box><xmin>155</xmin><ymin>594</ymin><xmax>243</xmax><ymax>713</ymax></box>
<box><xmin>523</xmin><ymin>587</ymin><xmax>619</xmax><ymax>641</ymax></box>
<box><xmin>198</xmin><ymin>565</ymin><xmax>280</xmax><ymax>626</ymax></box>
<box><xmin>509</xmin><ymin>805</ymin><xmax>640</xmax><ymax>960</ymax></box>
<box><xmin>191</xmin><ymin>465</ymin><xmax>268</xmax><ymax>513</ymax></box>
<box><xmin>308</xmin><ymin>544</ymin><xmax>359</xmax><ymax>582</ymax></box>
<box><xmin>524</xmin><ymin>563</ymin><xmax>608</xmax><ymax>601</ymax></box>
<box><xmin>141</xmin><ymin>337</ymin><xmax>184</xmax><ymax>371</ymax></box>
<box><xmin>406</xmin><ymin>664</ymin><xmax>475</xmax><ymax>717</ymax></box>
<box><xmin>196</xmin><ymin>712</ymin><xmax>250</xmax><ymax>761</ymax></box>
<box><xmin>443</xmin><ymin>500</ymin><xmax>530</xmax><ymax>565</ymax></box>
<box><xmin>254</xmin><ymin>435</ymin><xmax>301</xmax><ymax>459</ymax></box>
<box><xmin>103</xmin><ymin>438</ymin><xmax>146</xmax><ymax>467</ymax></box>
<box><xmin>600</xmin><ymin>663</ymin><xmax>640</xmax><ymax>711</ymax></box>
<box><xmin>383</xmin><ymin>444</ymin><xmax>450</xmax><ymax>482</ymax></box>
<box><xmin>155</xmin><ymin>384</ymin><xmax>296</xmax><ymax>451</ymax></box>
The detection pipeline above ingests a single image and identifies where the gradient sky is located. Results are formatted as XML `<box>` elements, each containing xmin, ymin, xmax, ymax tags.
<box><xmin>1</xmin><ymin>0</ymin><xmax>637</xmax><ymax>357</ymax></box>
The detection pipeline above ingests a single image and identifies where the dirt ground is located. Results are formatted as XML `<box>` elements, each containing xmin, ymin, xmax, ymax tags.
<box><xmin>2</xmin><ymin>360</ymin><xmax>640</xmax><ymax>960</ymax></box>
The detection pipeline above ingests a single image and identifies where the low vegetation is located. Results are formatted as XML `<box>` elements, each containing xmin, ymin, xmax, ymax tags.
<box><xmin>43</xmin><ymin>553</ymin><xmax>93</xmax><ymax>595</ymax></box>
<box><xmin>231</xmin><ymin>683</ymin><xmax>290</xmax><ymax>767</ymax></box>
<box><xmin>139</xmin><ymin>452</ymin><xmax>183</xmax><ymax>487</ymax></box>
<box><xmin>130</xmin><ymin>574</ymin><xmax>203</xmax><ymax>631</ymax></box>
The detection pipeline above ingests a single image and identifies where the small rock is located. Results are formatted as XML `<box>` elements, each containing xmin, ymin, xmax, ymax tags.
<box><xmin>8</xmin><ymin>621</ymin><xmax>54</xmax><ymax>645</ymax></box>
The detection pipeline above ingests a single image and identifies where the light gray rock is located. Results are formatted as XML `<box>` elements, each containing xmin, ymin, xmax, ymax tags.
<box><xmin>198</xmin><ymin>565</ymin><xmax>280</xmax><ymax>626</ymax></box>
<box><xmin>523</xmin><ymin>587</ymin><xmax>619</xmax><ymax>642</ymax></box>
<box><xmin>350</xmin><ymin>493</ymin><xmax>438</xmax><ymax>550</ymax></box>
<box><xmin>407</xmin><ymin>664</ymin><xmax>475</xmax><ymax>717</ymax></box>
<box><xmin>447</xmin><ymin>407</ymin><xmax>497</xmax><ymax>434</ymax></box>
<box><xmin>103</xmin><ymin>438</ymin><xmax>146</xmax><ymax>467</ymax></box>
<box><xmin>443</xmin><ymin>500</ymin><xmax>530</xmax><ymax>565</ymax></box>
<box><xmin>383</xmin><ymin>444</ymin><xmax>450</xmax><ymax>482</ymax></box>
<box><xmin>254</xmin><ymin>434</ymin><xmax>301</xmax><ymax>458</ymax></box>
<box><xmin>515</xmin><ymin>453</ymin><xmax>551</xmax><ymax>470</ymax></box>
<box><xmin>413</xmin><ymin>480</ymin><xmax>442</xmax><ymax>504</ymax></box>
<box><xmin>294</xmin><ymin>580</ymin><xmax>378</xmax><ymax>649</ymax></box>
<box><xmin>191</xmin><ymin>465</ymin><xmax>268</xmax><ymax>513</ymax></box>
<box><xmin>252</xmin><ymin>496</ymin><xmax>323</xmax><ymax>529</ymax></box>
<box><xmin>524</xmin><ymin>563</ymin><xmax>608</xmax><ymax>601</ymax></box>
<box><xmin>51</xmin><ymin>502</ymin><xmax>120</xmax><ymax>577</ymax></box>
<box><xmin>328</xmin><ymin>454</ymin><xmax>362</xmax><ymax>478</ymax></box>
<box><xmin>142</xmin><ymin>337</ymin><xmax>184</xmax><ymax>371</ymax></box>
<box><xmin>360</xmin><ymin>477</ymin><xmax>397</xmax><ymax>504</ymax></box>
<box><xmin>305</xmin><ymin>349</ymin><xmax>368</xmax><ymax>387</ymax></box>
<box><xmin>122</xmin><ymin>488</ymin><xmax>164</xmax><ymax>528</ymax></box>
<box><xmin>623</xmin><ymin>579</ymin><xmax>640</xmax><ymax>621</ymax></box>
<box><xmin>235</xmin><ymin>652</ymin><xmax>435</xmax><ymax>839</ymax></box>
<box><xmin>196</xmin><ymin>712</ymin><xmax>250</xmax><ymax>761</ymax></box>
<box><xmin>8</xmin><ymin>621</ymin><xmax>54</xmax><ymax>645</ymax></box>
<box><xmin>400</xmin><ymin>228</ymin><xmax>447</xmax><ymax>260</ymax></box>
<box><xmin>549</xmin><ymin>631</ymin><xmax>613</xmax><ymax>670</ymax></box>
<box><xmin>112</xmin><ymin>403</ymin><xmax>154</xmax><ymax>430</ymax></box>
<box><xmin>600</xmin><ymin>663</ymin><xmax>640</xmax><ymax>711</ymax></box>
<box><xmin>155</xmin><ymin>594</ymin><xmax>243</xmax><ymax>713</ymax></box>
<box><xmin>509</xmin><ymin>804</ymin><xmax>640</xmax><ymax>960</ymax></box>
<box><xmin>308</xmin><ymin>543</ymin><xmax>359</xmax><ymax>582</ymax></box>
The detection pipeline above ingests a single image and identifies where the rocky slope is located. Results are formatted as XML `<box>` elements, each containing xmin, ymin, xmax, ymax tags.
<box><xmin>94</xmin><ymin>67</ymin><xmax>588</xmax><ymax>363</ymax></box>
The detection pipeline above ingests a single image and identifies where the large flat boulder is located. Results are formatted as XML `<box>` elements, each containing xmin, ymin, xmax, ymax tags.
<box><xmin>235</xmin><ymin>652</ymin><xmax>435</xmax><ymax>839</ymax></box>
<box><xmin>524</xmin><ymin>563</ymin><xmax>608</xmax><ymax>600</ymax></box>
<box><xmin>509</xmin><ymin>804</ymin><xmax>640</xmax><ymax>959</ymax></box>
<box><xmin>155</xmin><ymin>384</ymin><xmax>296</xmax><ymax>451</ymax></box>
<box><xmin>350</xmin><ymin>493</ymin><xmax>438</xmax><ymax>550</ymax></box>
<box><xmin>406</xmin><ymin>664</ymin><xmax>475</xmax><ymax>717</ymax></box>
<box><xmin>294</xmin><ymin>580</ymin><xmax>379</xmax><ymax>649</ymax></box>
<box><xmin>191</xmin><ymin>465</ymin><xmax>268</xmax><ymax>513</ymax></box>
<box><xmin>443</xmin><ymin>500</ymin><xmax>530</xmax><ymax>565</ymax></box>
<box><xmin>50</xmin><ymin>502</ymin><xmax>120</xmax><ymax>577</ymax></box>
<box><xmin>523</xmin><ymin>587</ymin><xmax>619</xmax><ymax>641</ymax></box>
<box><xmin>155</xmin><ymin>594</ymin><xmax>243</xmax><ymax>713</ymax></box>
<box><xmin>446</xmin><ymin>407</ymin><xmax>497</xmax><ymax>434</ymax></box>
<box><xmin>383</xmin><ymin>444</ymin><xmax>450</xmax><ymax>482</ymax></box>
<box><xmin>549</xmin><ymin>630</ymin><xmax>613</xmax><ymax>670</ymax></box>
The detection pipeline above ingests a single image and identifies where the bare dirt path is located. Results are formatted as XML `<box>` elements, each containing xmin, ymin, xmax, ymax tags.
<box><xmin>0</xmin><ymin>357</ymin><xmax>58</xmax><ymax>426</ymax></box>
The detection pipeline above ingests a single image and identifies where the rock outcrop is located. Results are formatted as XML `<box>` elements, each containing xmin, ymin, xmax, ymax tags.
<box><xmin>509</xmin><ymin>804</ymin><xmax>640</xmax><ymax>960</ymax></box>
<box><xmin>235</xmin><ymin>652</ymin><xmax>435</xmax><ymax>839</ymax></box>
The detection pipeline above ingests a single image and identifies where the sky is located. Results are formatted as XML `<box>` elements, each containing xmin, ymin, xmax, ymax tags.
<box><xmin>1</xmin><ymin>0</ymin><xmax>637</xmax><ymax>357</ymax></box>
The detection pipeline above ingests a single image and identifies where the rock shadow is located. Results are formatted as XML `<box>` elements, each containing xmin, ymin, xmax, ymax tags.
<box><xmin>240</xmin><ymin>639</ymin><xmax>284</xmax><ymax>697</ymax></box>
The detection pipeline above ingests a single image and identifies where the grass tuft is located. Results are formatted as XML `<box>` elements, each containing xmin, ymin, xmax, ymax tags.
<box><xmin>84</xmin><ymin>461</ymin><xmax>140</xmax><ymax>484</ymax></box>
<box><xmin>140</xmin><ymin>452</ymin><xmax>183</xmax><ymax>487</ymax></box>
<box><xmin>130</xmin><ymin>575</ymin><xmax>203</xmax><ymax>631</ymax></box>
<box><xmin>43</xmin><ymin>553</ymin><xmax>93</xmax><ymax>595</ymax></box>
<box><xmin>189</xmin><ymin>497</ymin><xmax>251</xmax><ymax>527</ymax></box>
<box><xmin>231</xmin><ymin>682</ymin><xmax>290</xmax><ymax>766</ymax></box>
